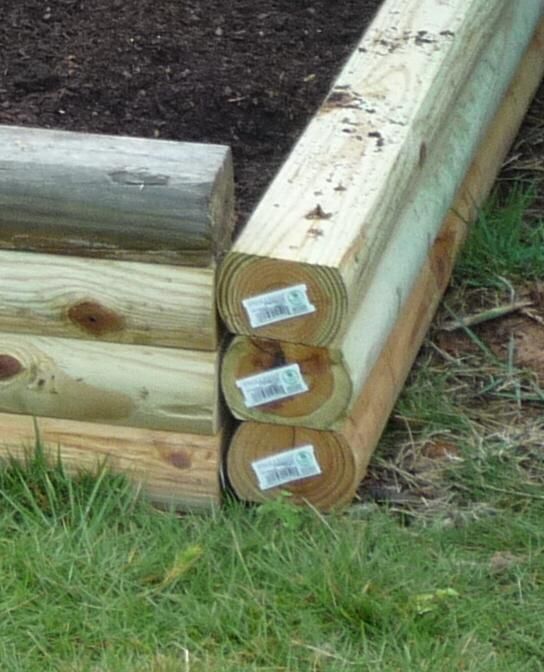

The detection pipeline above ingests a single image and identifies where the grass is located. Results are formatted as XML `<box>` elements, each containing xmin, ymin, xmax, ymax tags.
<box><xmin>0</xmin><ymin>450</ymin><xmax>543</xmax><ymax>671</ymax></box>
<box><xmin>1</xmin><ymin>188</ymin><xmax>544</xmax><ymax>670</ymax></box>
<box><xmin>454</xmin><ymin>186</ymin><xmax>544</xmax><ymax>288</ymax></box>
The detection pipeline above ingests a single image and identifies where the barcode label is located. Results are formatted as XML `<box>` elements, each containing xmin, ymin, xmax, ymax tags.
<box><xmin>242</xmin><ymin>285</ymin><xmax>316</xmax><ymax>328</ymax></box>
<box><xmin>235</xmin><ymin>363</ymin><xmax>308</xmax><ymax>408</ymax></box>
<box><xmin>251</xmin><ymin>445</ymin><xmax>322</xmax><ymax>490</ymax></box>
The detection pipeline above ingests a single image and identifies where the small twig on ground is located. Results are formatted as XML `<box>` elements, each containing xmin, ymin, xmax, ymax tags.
<box><xmin>440</xmin><ymin>300</ymin><xmax>533</xmax><ymax>331</ymax></box>
<box><xmin>521</xmin><ymin>307</ymin><xmax>544</xmax><ymax>325</ymax></box>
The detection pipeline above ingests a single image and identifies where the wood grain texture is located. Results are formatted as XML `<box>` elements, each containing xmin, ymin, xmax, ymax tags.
<box><xmin>0</xmin><ymin>333</ymin><xmax>220</xmax><ymax>434</ymax></box>
<box><xmin>0</xmin><ymin>413</ymin><xmax>222</xmax><ymax>511</ymax></box>
<box><xmin>221</xmin><ymin>20</ymin><xmax>544</xmax><ymax>431</ymax></box>
<box><xmin>224</xmin><ymin>25</ymin><xmax>544</xmax><ymax>508</ymax></box>
<box><xmin>0</xmin><ymin>125</ymin><xmax>234</xmax><ymax>266</ymax></box>
<box><xmin>222</xmin><ymin>336</ymin><xmax>351</xmax><ymax>427</ymax></box>
<box><xmin>0</xmin><ymin>250</ymin><xmax>218</xmax><ymax>350</ymax></box>
<box><xmin>218</xmin><ymin>0</ymin><xmax>543</xmax><ymax>346</ymax></box>
<box><xmin>226</xmin><ymin>423</ymin><xmax>355</xmax><ymax>510</ymax></box>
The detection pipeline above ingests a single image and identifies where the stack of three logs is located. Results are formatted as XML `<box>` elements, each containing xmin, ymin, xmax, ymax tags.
<box><xmin>0</xmin><ymin>125</ymin><xmax>234</xmax><ymax>511</ymax></box>
<box><xmin>218</xmin><ymin>1</ymin><xmax>544</xmax><ymax>510</ymax></box>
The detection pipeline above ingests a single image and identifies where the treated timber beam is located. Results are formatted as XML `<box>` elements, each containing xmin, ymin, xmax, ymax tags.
<box><xmin>221</xmin><ymin>17</ymin><xmax>544</xmax><ymax>430</ymax></box>
<box><xmin>0</xmin><ymin>126</ymin><xmax>234</xmax><ymax>266</ymax></box>
<box><xmin>0</xmin><ymin>251</ymin><xmax>218</xmax><ymax>351</ymax></box>
<box><xmin>218</xmin><ymin>0</ymin><xmax>543</xmax><ymax>346</ymax></box>
<box><xmin>224</xmin><ymin>28</ymin><xmax>544</xmax><ymax>509</ymax></box>
<box><xmin>0</xmin><ymin>333</ymin><xmax>220</xmax><ymax>434</ymax></box>
<box><xmin>0</xmin><ymin>413</ymin><xmax>222</xmax><ymax>511</ymax></box>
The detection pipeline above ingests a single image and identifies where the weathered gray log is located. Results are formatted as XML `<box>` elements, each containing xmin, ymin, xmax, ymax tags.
<box><xmin>0</xmin><ymin>125</ymin><xmax>234</xmax><ymax>266</ymax></box>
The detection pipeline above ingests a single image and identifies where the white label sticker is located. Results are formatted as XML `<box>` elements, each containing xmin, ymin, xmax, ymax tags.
<box><xmin>251</xmin><ymin>445</ymin><xmax>322</xmax><ymax>490</ymax></box>
<box><xmin>242</xmin><ymin>284</ymin><xmax>316</xmax><ymax>328</ymax></box>
<box><xmin>235</xmin><ymin>363</ymin><xmax>308</xmax><ymax>408</ymax></box>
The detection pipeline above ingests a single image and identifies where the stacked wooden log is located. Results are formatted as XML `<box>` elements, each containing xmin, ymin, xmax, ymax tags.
<box><xmin>0</xmin><ymin>125</ymin><xmax>234</xmax><ymax>511</ymax></box>
<box><xmin>218</xmin><ymin>0</ymin><xmax>544</xmax><ymax>510</ymax></box>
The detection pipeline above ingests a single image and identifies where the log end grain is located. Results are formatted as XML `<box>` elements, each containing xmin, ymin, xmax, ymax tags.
<box><xmin>226</xmin><ymin>422</ymin><xmax>360</xmax><ymax>511</ymax></box>
<box><xmin>217</xmin><ymin>252</ymin><xmax>347</xmax><ymax>346</ymax></box>
<box><xmin>222</xmin><ymin>336</ymin><xmax>352</xmax><ymax>429</ymax></box>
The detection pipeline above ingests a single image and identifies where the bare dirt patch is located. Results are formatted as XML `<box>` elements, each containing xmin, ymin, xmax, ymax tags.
<box><xmin>435</xmin><ymin>281</ymin><xmax>544</xmax><ymax>386</ymax></box>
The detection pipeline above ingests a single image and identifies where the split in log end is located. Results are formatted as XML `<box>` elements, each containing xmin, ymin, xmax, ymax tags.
<box><xmin>222</xmin><ymin>336</ymin><xmax>352</xmax><ymax>429</ymax></box>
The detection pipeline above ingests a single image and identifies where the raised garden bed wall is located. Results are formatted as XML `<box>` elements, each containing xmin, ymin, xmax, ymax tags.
<box><xmin>223</xmin><ymin>22</ymin><xmax>544</xmax><ymax>509</ymax></box>
<box><xmin>218</xmin><ymin>0</ymin><xmax>544</xmax><ymax>348</ymax></box>
<box><xmin>220</xmin><ymin>6</ymin><xmax>544</xmax><ymax>431</ymax></box>
<box><xmin>0</xmin><ymin>127</ymin><xmax>234</xmax><ymax>510</ymax></box>
<box><xmin>0</xmin><ymin>1</ymin><xmax>385</xmax><ymax>511</ymax></box>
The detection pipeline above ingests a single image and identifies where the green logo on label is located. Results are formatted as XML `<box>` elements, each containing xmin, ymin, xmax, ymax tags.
<box><xmin>286</xmin><ymin>290</ymin><xmax>305</xmax><ymax>307</ymax></box>
<box><xmin>281</xmin><ymin>369</ymin><xmax>299</xmax><ymax>386</ymax></box>
<box><xmin>295</xmin><ymin>451</ymin><xmax>312</xmax><ymax>466</ymax></box>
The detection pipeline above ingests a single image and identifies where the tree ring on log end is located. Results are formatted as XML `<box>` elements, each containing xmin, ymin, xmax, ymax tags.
<box><xmin>222</xmin><ymin>336</ymin><xmax>352</xmax><ymax>428</ymax></box>
<box><xmin>217</xmin><ymin>253</ymin><xmax>347</xmax><ymax>347</ymax></box>
<box><xmin>227</xmin><ymin>422</ymin><xmax>358</xmax><ymax>511</ymax></box>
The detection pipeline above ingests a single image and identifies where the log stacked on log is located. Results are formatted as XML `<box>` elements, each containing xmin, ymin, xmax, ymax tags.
<box><xmin>218</xmin><ymin>0</ymin><xmax>543</xmax><ymax>348</ymax></box>
<box><xmin>0</xmin><ymin>126</ymin><xmax>235</xmax><ymax>511</ymax></box>
<box><xmin>220</xmin><ymin>4</ymin><xmax>544</xmax><ymax>510</ymax></box>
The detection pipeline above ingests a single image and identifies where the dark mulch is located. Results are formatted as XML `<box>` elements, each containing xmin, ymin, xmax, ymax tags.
<box><xmin>0</xmin><ymin>0</ymin><xmax>382</xmax><ymax>225</ymax></box>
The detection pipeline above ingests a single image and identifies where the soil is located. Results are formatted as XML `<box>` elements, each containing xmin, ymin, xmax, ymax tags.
<box><xmin>435</xmin><ymin>280</ymin><xmax>544</xmax><ymax>386</ymax></box>
<box><xmin>0</xmin><ymin>0</ymin><xmax>382</xmax><ymax>225</ymax></box>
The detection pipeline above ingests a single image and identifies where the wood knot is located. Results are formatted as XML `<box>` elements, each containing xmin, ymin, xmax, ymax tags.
<box><xmin>167</xmin><ymin>451</ymin><xmax>192</xmax><ymax>470</ymax></box>
<box><xmin>67</xmin><ymin>301</ymin><xmax>125</xmax><ymax>336</ymax></box>
<box><xmin>0</xmin><ymin>354</ymin><xmax>23</xmax><ymax>380</ymax></box>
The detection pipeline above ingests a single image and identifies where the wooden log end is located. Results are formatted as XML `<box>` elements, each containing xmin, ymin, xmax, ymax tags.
<box><xmin>217</xmin><ymin>252</ymin><xmax>347</xmax><ymax>346</ymax></box>
<box><xmin>226</xmin><ymin>422</ymin><xmax>359</xmax><ymax>511</ymax></box>
<box><xmin>222</xmin><ymin>336</ymin><xmax>352</xmax><ymax>429</ymax></box>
